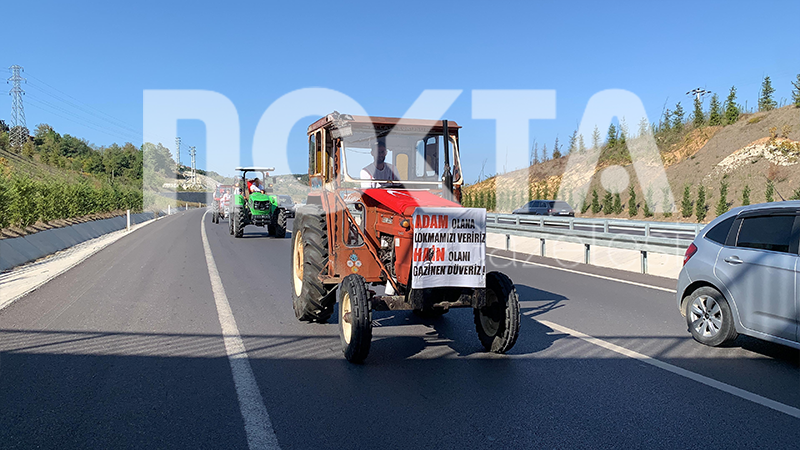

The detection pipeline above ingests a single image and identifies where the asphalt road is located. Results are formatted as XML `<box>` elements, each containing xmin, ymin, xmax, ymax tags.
<box><xmin>1</xmin><ymin>208</ymin><xmax>798</xmax><ymax>449</ymax></box>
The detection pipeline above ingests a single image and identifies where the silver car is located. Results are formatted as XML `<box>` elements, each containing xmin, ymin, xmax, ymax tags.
<box><xmin>677</xmin><ymin>201</ymin><xmax>800</xmax><ymax>349</ymax></box>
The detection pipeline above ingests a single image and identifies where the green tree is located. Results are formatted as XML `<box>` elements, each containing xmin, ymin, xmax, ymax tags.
<box><xmin>628</xmin><ymin>186</ymin><xmax>638</xmax><ymax>217</ymax></box>
<box><xmin>643</xmin><ymin>188</ymin><xmax>654</xmax><ymax>218</ymax></box>
<box><xmin>716</xmin><ymin>180</ymin><xmax>729</xmax><ymax>216</ymax></box>
<box><xmin>567</xmin><ymin>130</ymin><xmax>577</xmax><ymax>154</ymax></box>
<box><xmin>542</xmin><ymin>185</ymin><xmax>550</xmax><ymax>200</ymax></box>
<box><xmin>613</xmin><ymin>193</ymin><xmax>623</xmax><ymax>214</ymax></box>
<box><xmin>791</xmin><ymin>188</ymin><xmax>800</xmax><ymax>200</ymax></box>
<box><xmin>672</xmin><ymin>102</ymin><xmax>685</xmax><ymax>131</ymax></box>
<box><xmin>792</xmin><ymin>74</ymin><xmax>800</xmax><ymax>108</ymax></box>
<box><xmin>696</xmin><ymin>185</ymin><xmax>707</xmax><ymax>222</ymax></box>
<box><xmin>724</xmin><ymin>86</ymin><xmax>740</xmax><ymax>125</ymax></box>
<box><xmin>758</xmin><ymin>76</ymin><xmax>777</xmax><ymax>112</ymax></box>
<box><xmin>708</xmin><ymin>94</ymin><xmax>723</xmax><ymax>126</ymax></box>
<box><xmin>606</xmin><ymin>123</ymin><xmax>617</xmax><ymax>146</ymax></box>
<box><xmin>661</xmin><ymin>108</ymin><xmax>672</xmax><ymax>132</ymax></box>
<box><xmin>662</xmin><ymin>186</ymin><xmax>673</xmax><ymax>218</ymax></box>
<box><xmin>552</xmin><ymin>136</ymin><xmax>562</xmax><ymax>159</ymax></box>
<box><xmin>692</xmin><ymin>96</ymin><xmax>705</xmax><ymax>128</ymax></box>
<box><xmin>591</xmin><ymin>189</ymin><xmax>600</xmax><ymax>214</ymax></box>
<box><xmin>765</xmin><ymin>180</ymin><xmax>774</xmax><ymax>202</ymax></box>
<box><xmin>742</xmin><ymin>185</ymin><xmax>751</xmax><ymax>206</ymax></box>
<box><xmin>590</xmin><ymin>126</ymin><xmax>600</xmax><ymax>150</ymax></box>
<box><xmin>603</xmin><ymin>190</ymin><xmax>613</xmax><ymax>214</ymax></box>
<box><xmin>681</xmin><ymin>184</ymin><xmax>693</xmax><ymax>218</ymax></box>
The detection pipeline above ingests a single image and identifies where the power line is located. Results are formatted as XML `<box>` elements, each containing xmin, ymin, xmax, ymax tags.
<box><xmin>25</xmin><ymin>94</ymin><xmax>141</xmax><ymax>143</ymax></box>
<box><xmin>25</xmin><ymin>100</ymin><xmax>140</xmax><ymax>144</ymax></box>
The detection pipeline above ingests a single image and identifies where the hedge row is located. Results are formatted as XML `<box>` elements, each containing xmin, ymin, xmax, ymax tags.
<box><xmin>0</xmin><ymin>174</ymin><xmax>142</xmax><ymax>229</ymax></box>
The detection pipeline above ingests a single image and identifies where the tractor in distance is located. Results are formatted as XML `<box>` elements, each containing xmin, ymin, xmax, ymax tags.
<box><xmin>211</xmin><ymin>184</ymin><xmax>233</xmax><ymax>224</ymax></box>
<box><xmin>230</xmin><ymin>167</ymin><xmax>288</xmax><ymax>238</ymax></box>
<box><xmin>291</xmin><ymin>112</ymin><xmax>520</xmax><ymax>363</ymax></box>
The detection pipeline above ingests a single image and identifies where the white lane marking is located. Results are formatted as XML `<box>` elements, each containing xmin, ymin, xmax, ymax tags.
<box><xmin>489</xmin><ymin>254</ymin><xmax>676</xmax><ymax>293</ymax></box>
<box><xmin>539</xmin><ymin>319</ymin><xmax>800</xmax><ymax>420</ymax></box>
<box><xmin>201</xmin><ymin>212</ymin><xmax>281</xmax><ymax>450</ymax></box>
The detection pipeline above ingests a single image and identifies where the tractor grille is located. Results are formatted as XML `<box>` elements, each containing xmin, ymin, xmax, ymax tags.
<box><xmin>253</xmin><ymin>201</ymin><xmax>270</xmax><ymax>211</ymax></box>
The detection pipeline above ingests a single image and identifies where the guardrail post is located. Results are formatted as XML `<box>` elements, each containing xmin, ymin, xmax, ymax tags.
<box><xmin>603</xmin><ymin>220</ymin><xmax>609</xmax><ymax>234</ymax></box>
<box><xmin>515</xmin><ymin>216</ymin><xmax>520</xmax><ymax>226</ymax></box>
<box><xmin>494</xmin><ymin>215</ymin><xmax>499</xmax><ymax>224</ymax></box>
<box><xmin>126</xmin><ymin>209</ymin><xmax>131</xmax><ymax>231</ymax></box>
<box><xmin>641</xmin><ymin>250</ymin><xmax>648</xmax><ymax>274</ymax></box>
<box><xmin>645</xmin><ymin>223</ymin><xmax>651</xmax><ymax>237</ymax></box>
<box><xmin>569</xmin><ymin>218</ymin><xmax>574</xmax><ymax>231</ymax></box>
<box><xmin>505</xmin><ymin>234</ymin><xmax>510</xmax><ymax>251</ymax></box>
<box><xmin>695</xmin><ymin>224</ymin><xmax>701</xmax><ymax>236</ymax></box>
<box><xmin>540</xmin><ymin>238</ymin><xmax>546</xmax><ymax>257</ymax></box>
<box><xmin>168</xmin><ymin>205</ymin><xmax>171</xmax><ymax>215</ymax></box>
<box><xmin>584</xmin><ymin>244</ymin><xmax>590</xmax><ymax>264</ymax></box>
<box><xmin>539</xmin><ymin>218</ymin><xmax>544</xmax><ymax>229</ymax></box>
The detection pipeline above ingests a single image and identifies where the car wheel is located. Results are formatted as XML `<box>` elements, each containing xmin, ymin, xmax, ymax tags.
<box><xmin>686</xmin><ymin>287</ymin><xmax>738</xmax><ymax>347</ymax></box>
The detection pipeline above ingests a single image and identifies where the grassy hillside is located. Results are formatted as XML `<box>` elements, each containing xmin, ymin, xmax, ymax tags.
<box><xmin>463</xmin><ymin>105</ymin><xmax>800</xmax><ymax>222</ymax></box>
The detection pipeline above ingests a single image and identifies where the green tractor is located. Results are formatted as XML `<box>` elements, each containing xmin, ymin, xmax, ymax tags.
<box><xmin>229</xmin><ymin>167</ymin><xmax>288</xmax><ymax>238</ymax></box>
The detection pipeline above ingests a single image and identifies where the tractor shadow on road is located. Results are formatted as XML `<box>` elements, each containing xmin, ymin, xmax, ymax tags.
<box><xmin>363</xmin><ymin>283</ymin><xmax>570</xmax><ymax>359</ymax></box>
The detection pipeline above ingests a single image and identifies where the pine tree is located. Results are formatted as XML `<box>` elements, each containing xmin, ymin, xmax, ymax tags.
<box><xmin>661</xmin><ymin>108</ymin><xmax>672</xmax><ymax>132</ymax></box>
<box><xmin>765</xmin><ymin>180</ymin><xmax>774</xmax><ymax>203</ymax></box>
<box><xmin>613</xmin><ymin>193</ymin><xmax>623</xmax><ymax>214</ymax></box>
<box><xmin>696</xmin><ymin>186</ymin><xmax>707</xmax><ymax>222</ymax></box>
<box><xmin>591</xmin><ymin>189</ymin><xmax>600</xmax><ymax>214</ymax></box>
<box><xmin>662</xmin><ymin>186</ymin><xmax>673</xmax><ymax>217</ymax></box>
<box><xmin>579</xmin><ymin>134</ymin><xmax>587</xmax><ymax>153</ymax></box>
<box><xmin>672</xmin><ymin>102</ymin><xmax>685</xmax><ymax>131</ymax></box>
<box><xmin>681</xmin><ymin>184</ymin><xmax>693</xmax><ymax>218</ymax></box>
<box><xmin>716</xmin><ymin>180</ymin><xmax>729</xmax><ymax>216</ymax></box>
<box><xmin>606</xmin><ymin>123</ymin><xmax>618</xmax><ymax>146</ymax></box>
<box><xmin>708</xmin><ymin>93</ymin><xmax>723</xmax><ymax>126</ymax></box>
<box><xmin>758</xmin><ymin>76</ymin><xmax>777</xmax><ymax>112</ymax></box>
<box><xmin>542</xmin><ymin>143</ymin><xmax>548</xmax><ymax>162</ymax></box>
<box><xmin>742</xmin><ymin>185</ymin><xmax>751</xmax><ymax>206</ymax></box>
<box><xmin>628</xmin><ymin>185</ymin><xmax>638</xmax><ymax>217</ymax></box>
<box><xmin>792</xmin><ymin>74</ymin><xmax>800</xmax><ymax>108</ymax></box>
<box><xmin>724</xmin><ymin>86</ymin><xmax>740</xmax><ymax>125</ymax></box>
<box><xmin>643</xmin><ymin>188</ymin><xmax>654</xmax><ymax>218</ymax></box>
<box><xmin>567</xmin><ymin>130</ymin><xmax>578</xmax><ymax>154</ymax></box>
<box><xmin>692</xmin><ymin>95</ymin><xmax>705</xmax><ymax>128</ymax></box>
<box><xmin>591</xmin><ymin>126</ymin><xmax>600</xmax><ymax>150</ymax></box>
<box><xmin>552</xmin><ymin>137</ymin><xmax>562</xmax><ymax>159</ymax></box>
<box><xmin>619</xmin><ymin>119</ymin><xmax>628</xmax><ymax>145</ymax></box>
<box><xmin>603</xmin><ymin>190</ymin><xmax>613</xmax><ymax>214</ymax></box>
<box><xmin>531</xmin><ymin>142</ymin><xmax>539</xmax><ymax>165</ymax></box>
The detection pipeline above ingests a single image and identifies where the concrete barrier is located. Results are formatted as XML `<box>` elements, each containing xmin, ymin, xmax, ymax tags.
<box><xmin>0</xmin><ymin>212</ymin><xmax>155</xmax><ymax>272</ymax></box>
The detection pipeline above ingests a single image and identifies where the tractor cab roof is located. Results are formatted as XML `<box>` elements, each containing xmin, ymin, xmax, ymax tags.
<box><xmin>235</xmin><ymin>167</ymin><xmax>275</xmax><ymax>173</ymax></box>
<box><xmin>307</xmin><ymin>113</ymin><xmax>460</xmax><ymax>135</ymax></box>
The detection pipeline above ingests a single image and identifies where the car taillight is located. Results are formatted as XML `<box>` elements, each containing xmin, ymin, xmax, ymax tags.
<box><xmin>683</xmin><ymin>243</ymin><xmax>697</xmax><ymax>266</ymax></box>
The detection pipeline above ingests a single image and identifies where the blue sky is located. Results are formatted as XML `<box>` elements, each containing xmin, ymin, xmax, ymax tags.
<box><xmin>2</xmin><ymin>0</ymin><xmax>799</xmax><ymax>183</ymax></box>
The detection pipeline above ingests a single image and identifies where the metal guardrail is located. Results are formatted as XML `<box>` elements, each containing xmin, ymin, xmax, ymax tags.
<box><xmin>486</xmin><ymin>213</ymin><xmax>704</xmax><ymax>274</ymax></box>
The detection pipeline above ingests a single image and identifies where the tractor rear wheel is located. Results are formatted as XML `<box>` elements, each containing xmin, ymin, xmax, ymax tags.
<box><xmin>474</xmin><ymin>271</ymin><xmax>520</xmax><ymax>354</ymax></box>
<box><xmin>291</xmin><ymin>206</ymin><xmax>336</xmax><ymax>322</ymax></box>
<box><xmin>234</xmin><ymin>207</ymin><xmax>245</xmax><ymax>238</ymax></box>
<box><xmin>273</xmin><ymin>209</ymin><xmax>287</xmax><ymax>238</ymax></box>
<box><xmin>338</xmin><ymin>274</ymin><xmax>372</xmax><ymax>363</ymax></box>
<box><xmin>228</xmin><ymin>212</ymin><xmax>234</xmax><ymax>235</ymax></box>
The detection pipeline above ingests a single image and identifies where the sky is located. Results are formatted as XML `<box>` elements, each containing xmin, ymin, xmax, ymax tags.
<box><xmin>2</xmin><ymin>0</ymin><xmax>799</xmax><ymax>183</ymax></box>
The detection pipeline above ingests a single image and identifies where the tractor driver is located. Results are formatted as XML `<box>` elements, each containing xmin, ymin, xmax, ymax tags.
<box><xmin>360</xmin><ymin>139</ymin><xmax>399</xmax><ymax>188</ymax></box>
<box><xmin>249</xmin><ymin>178</ymin><xmax>264</xmax><ymax>194</ymax></box>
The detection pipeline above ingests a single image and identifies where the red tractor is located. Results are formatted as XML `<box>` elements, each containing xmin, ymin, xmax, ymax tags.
<box><xmin>210</xmin><ymin>184</ymin><xmax>233</xmax><ymax>224</ymax></box>
<box><xmin>291</xmin><ymin>112</ymin><xmax>520</xmax><ymax>363</ymax></box>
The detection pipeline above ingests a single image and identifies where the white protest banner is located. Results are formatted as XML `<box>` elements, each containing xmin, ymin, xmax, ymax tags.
<box><xmin>411</xmin><ymin>207</ymin><xmax>486</xmax><ymax>289</ymax></box>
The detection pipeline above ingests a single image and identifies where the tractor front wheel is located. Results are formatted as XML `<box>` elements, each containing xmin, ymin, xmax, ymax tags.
<box><xmin>474</xmin><ymin>271</ymin><xmax>520</xmax><ymax>354</ymax></box>
<box><xmin>234</xmin><ymin>208</ymin><xmax>245</xmax><ymax>238</ymax></box>
<box><xmin>338</xmin><ymin>274</ymin><xmax>372</xmax><ymax>363</ymax></box>
<box><xmin>273</xmin><ymin>209</ymin><xmax>287</xmax><ymax>238</ymax></box>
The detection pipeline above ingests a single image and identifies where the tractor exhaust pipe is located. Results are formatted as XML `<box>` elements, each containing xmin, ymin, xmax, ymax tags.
<box><xmin>442</xmin><ymin>120</ymin><xmax>454</xmax><ymax>202</ymax></box>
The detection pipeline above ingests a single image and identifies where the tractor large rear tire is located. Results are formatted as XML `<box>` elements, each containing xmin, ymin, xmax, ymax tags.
<box><xmin>273</xmin><ymin>209</ymin><xmax>287</xmax><ymax>238</ymax></box>
<box><xmin>291</xmin><ymin>206</ymin><xmax>336</xmax><ymax>322</ymax></box>
<box><xmin>228</xmin><ymin>212</ymin><xmax>234</xmax><ymax>235</ymax></box>
<box><xmin>234</xmin><ymin>208</ymin><xmax>245</xmax><ymax>238</ymax></box>
<box><xmin>474</xmin><ymin>271</ymin><xmax>520</xmax><ymax>354</ymax></box>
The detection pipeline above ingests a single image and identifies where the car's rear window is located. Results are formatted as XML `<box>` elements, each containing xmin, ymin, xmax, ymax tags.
<box><xmin>736</xmin><ymin>215</ymin><xmax>796</xmax><ymax>253</ymax></box>
<box><xmin>705</xmin><ymin>216</ymin><xmax>735</xmax><ymax>245</ymax></box>
<box><xmin>553</xmin><ymin>201</ymin><xmax>571</xmax><ymax>210</ymax></box>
